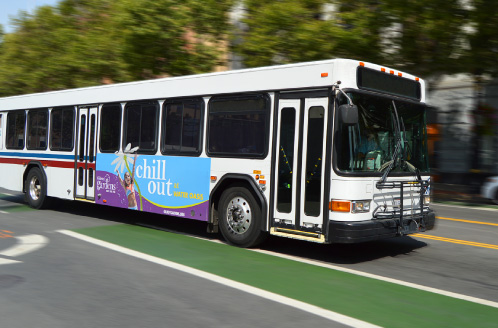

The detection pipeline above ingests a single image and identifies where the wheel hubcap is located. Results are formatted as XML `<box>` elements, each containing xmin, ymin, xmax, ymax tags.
<box><xmin>226</xmin><ymin>197</ymin><xmax>252</xmax><ymax>234</ymax></box>
<box><xmin>29</xmin><ymin>176</ymin><xmax>41</xmax><ymax>201</ymax></box>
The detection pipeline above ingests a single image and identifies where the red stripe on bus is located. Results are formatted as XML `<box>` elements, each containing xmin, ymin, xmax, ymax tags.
<box><xmin>76</xmin><ymin>162</ymin><xmax>96</xmax><ymax>170</ymax></box>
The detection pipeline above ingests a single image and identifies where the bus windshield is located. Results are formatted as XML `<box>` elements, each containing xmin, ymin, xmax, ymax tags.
<box><xmin>336</xmin><ymin>92</ymin><xmax>429</xmax><ymax>174</ymax></box>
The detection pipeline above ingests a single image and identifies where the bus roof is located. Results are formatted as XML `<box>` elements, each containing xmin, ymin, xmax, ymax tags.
<box><xmin>0</xmin><ymin>59</ymin><xmax>425</xmax><ymax>110</ymax></box>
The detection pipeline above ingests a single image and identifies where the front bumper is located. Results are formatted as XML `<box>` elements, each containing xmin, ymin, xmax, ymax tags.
<box><xmin>328</xmin><ymin>210</ymin><xmax>436</xmax><ymax>244</ymax></box>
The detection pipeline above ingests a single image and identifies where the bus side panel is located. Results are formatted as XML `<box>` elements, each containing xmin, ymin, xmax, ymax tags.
<box><xmin>46</xmin><ymin>166</ymin><xmax>75</xmax><ymax>200</ymax></box>
<box><xmin>95</xmin><ymin>153</ymin><xmax>211</xmax><ymax>221</ymax></box>
<box><xmin>0</xmin><ymin>162</ymin><xmax>24</xmax><ymax>192</ymax></box>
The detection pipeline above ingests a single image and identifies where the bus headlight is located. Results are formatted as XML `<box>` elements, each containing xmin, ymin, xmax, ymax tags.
<box><xmin>351</xmin><ymin>200</ymin><xmax>371</xmax><ymax>213</ymax></box>
<box><xmin>424</xmin><ymin>195</ymin><xmax>431</xmax><ymax>205</ymax></box>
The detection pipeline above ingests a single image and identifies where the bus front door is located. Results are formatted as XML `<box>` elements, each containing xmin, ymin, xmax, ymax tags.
<box><xmin>75</xmin><ymin>107</ymin><xmax>98</xmax><ymax>200</ymax></box>
<box><xmin>272</xmin><ymin>97</ymin><xmax>328</xmax><ymax>241</ymax></box>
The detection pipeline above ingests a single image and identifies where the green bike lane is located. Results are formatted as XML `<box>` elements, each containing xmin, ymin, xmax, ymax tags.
<box><xmin>69</xmin><ymin>224</ymin><xmax>496</xmax><ymax>327</ymax></box>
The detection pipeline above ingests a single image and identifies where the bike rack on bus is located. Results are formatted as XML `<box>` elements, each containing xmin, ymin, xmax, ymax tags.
<box><xmin>373</xmin><ymin>180</ymin><xmax>430</xmax><ymax>235</ymax></box>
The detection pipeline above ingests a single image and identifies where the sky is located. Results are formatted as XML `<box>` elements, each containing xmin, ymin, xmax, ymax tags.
<box><xmin>0</xmin><ymin>0</ymin><xmax>61</xmax><ymax>34</ymax></box>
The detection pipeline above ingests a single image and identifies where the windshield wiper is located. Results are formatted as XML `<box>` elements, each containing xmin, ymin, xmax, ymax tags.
<box><xmin>378</xmin><ymin>101</ymin><xmax>404</xmax><ymax>185</ymax></box>
<box><xmin>378</xmin><ymin>101</ymin><xmax>422</xmax><ymax>186</ymax></box>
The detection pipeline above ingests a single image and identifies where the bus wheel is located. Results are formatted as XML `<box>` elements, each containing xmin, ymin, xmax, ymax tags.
<box><xmin>219</xmin><ymin>187</ymin><xmax>265</xmax><ymax>248</ymax></box>
<box><xmin>25</xmin><ymin>168</ymin><xmax>48</xmax><ymax>209</ymax></box>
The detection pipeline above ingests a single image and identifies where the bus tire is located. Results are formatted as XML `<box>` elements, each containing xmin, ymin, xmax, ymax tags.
<box><xmin>25</xmin><ymin>168</ymin><xmax>49</xmax><ymax>209</ymax></box>
<box><xmin>219</xmin><ymin>186</ymin><xmax>266</xmax><ymax>248</ymax></box>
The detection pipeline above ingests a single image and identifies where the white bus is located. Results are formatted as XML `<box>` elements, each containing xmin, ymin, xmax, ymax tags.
<box><xmin>0</xmin><ymin>59</ymin><xmax>435</xmax><ymax>247</ymax></box>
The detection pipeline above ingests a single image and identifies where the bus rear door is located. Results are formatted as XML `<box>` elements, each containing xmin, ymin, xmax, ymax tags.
<box><xmin>272</xmin><ymin>96</ymin><xmax>329</xmax><ymax>242</ymax></box>
<box><xmin>75</xmin><ymin>106</ymin><xmax>98</xmax><ymax>200</ymax></box>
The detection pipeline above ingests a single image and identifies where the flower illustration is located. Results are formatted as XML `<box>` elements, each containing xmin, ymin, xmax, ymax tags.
<box><xmin>111</xmin><ymin>144</ymin><xmax>139</xmax><ymax>173</ymax></box>
<box><xmin>112</xmin><ymin>143</ymin><xmax>143</xmax><ymax>210</ymax></box>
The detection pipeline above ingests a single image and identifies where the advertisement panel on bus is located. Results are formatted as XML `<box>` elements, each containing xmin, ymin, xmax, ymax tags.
<box><xmin>95</xmin><ymin>153</ymin><xmax>211</xmax><ymax>221</ymax></box>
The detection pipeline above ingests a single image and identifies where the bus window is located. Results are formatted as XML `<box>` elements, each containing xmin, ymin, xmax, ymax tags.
<box><xmin>304</xmin><ymin>106</ymin><xmax>324</xmax><ymax>217</ymax></box>
<box><xmin>100</xmin><ymin>103</ymin><xmax>122</xmax><ymax>153</ymax></box>
<box><xmin>124</xmin><ymin>101</ymin><xmax>159</xmax><ymax>154</ymax></box>
<box><xmin>6</xmin><ymin>110</ymin><xmax>26</xmax><ymax>150</ymax></box>
<box><xmin>27</xmin><ymin>109</ymin><xmax>48</xmax><ymax>150</ymax></box>
<box><xmin>50</xmin><ymin>107</ymin><xmax>75</xmax><ymax>151</ymax></box>
<box><xmin>78</xmin><ymin>115</ymin><xmax>86</xmax><ymax>161</ymax></box>
<box><xmin>89</xmin><ymin>114</ymin><xmax>96</xmax><ymax>162</ymax></box>
<box><xmin>0</xmin><ymin>114</ymin><xmax>3</xmax><ymax>149</ymax></box>
<box><xmin>162</xmin><ymin>98</ymin><xmax>203</xmax><ymax>155</ymax></box>
<box><xmin>276</xmin><ymin>107</ymin><xmax>296</xmax><ymax>213</ymax></box>
<box><xmin>207</xmin><ymin>94</ymin><xmax>270</xmax><ymax>157</ymax></box>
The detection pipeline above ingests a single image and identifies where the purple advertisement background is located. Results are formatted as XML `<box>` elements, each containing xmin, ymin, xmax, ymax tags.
<box><xmin>95</xmin><ymin>171</ymin><xmax>209</xmax><ymax>221</ymax></box>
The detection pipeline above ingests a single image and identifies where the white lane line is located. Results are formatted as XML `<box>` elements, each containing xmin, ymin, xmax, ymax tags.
<box><xmin>0</xmin><ymin>258</ymin><xmax>21</xmax><ymax>265</ymax></box>
<box><xmin>0</xmin><ymin>211</ymin><xmax>7</xmax><ymax>214</ymax></box>
<box><xmin>251</xmin><ymin>249</ymin><xmax>498</xmax><ymax>309</ymax></box>
<box><xmin>58</xmin><ymin>229</ymin><xmax>380</xmax><ymax>328</ymax></box>
<box><xmin>137</xmin><ymin>223</ymin><xmax>498</xmax><ymax>309</ymax></box>
<box><xmin>0</xmin><ymin>234</ymin><xmax>49</xmax><ymax>257</ymax></box>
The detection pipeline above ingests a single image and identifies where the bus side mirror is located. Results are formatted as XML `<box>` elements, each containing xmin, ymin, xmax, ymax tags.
<box><xmin>338</xmin><ymin>104</ymin><xmax>358</xmax><ymax>125</ymax></box>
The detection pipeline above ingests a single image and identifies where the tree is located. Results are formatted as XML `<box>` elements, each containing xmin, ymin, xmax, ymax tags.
<box><xmin>382</xmin><ymin>0</ymin><xmax>467</xmax><ymax>80</ymax></box>
<box><xmin>0</xmin><ymin>0</ymin><xmax>234</xmax><ymax>96</ymax></box>
<box><xmin>114</xmin><ymin>0</ymin><xmax>233</xmax><ymax>79</ymax></box>
<box><xmin>235</xmin><ymin>1</ymin><xmax>392</xmax><ymax>68</ymax></box>
<box><xmin>235</xmin><ymin>0</ymin><xmax>480</xmax><ymax>81</ymax></box>
<box><xmin>465</xmin><ymin>0</ymin><xmax>498</xmax><ymax>78</ymax></box>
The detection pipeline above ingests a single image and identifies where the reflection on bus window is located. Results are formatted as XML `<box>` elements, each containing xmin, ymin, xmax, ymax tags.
<box><xmin>78</xmin><ymin>115</ymin><xmax>86</xmax><ymax>161</ymax></box>
<box><xmin>89</xmin><ymin>114</ymin><xmax>96</xmax><ymax>162</ymax></box>
<box><xmin>277</xmin><ymin>107</ymin><xmax>296</xmax><ymax>213</ymax></box>
<box><xmin>304</xmin><ymin>106</ymin><xmax>324</xmax><ymax>217</ymax></box>
<box><xmin>0</xmin><ymin>114</ymin><xmax>3</xmax><ymax>149</ymax></box>
<box><xmin>162</xmin><ymin>99</ymin><xmax>202</xmax><ymax>154</ymax></box>
<box><xmin>124</xmin><ymin>101</ymin><xmax>159</xmax><ymax>153</ymax></box>
<box><xmin>27</xmin><ymin>109</ymin><xmax>48</xmax><ymax>150</ymax></box>
<box><xmin>208</xmin><ymin>94</ymin><xmax>269</xmax><ymax>157</ymax></box>
<box><xmin>6</xmin><ymin>110</ymin><xmax>26</xmax><ymax>150</ymax></box>
<box><xmin>100</xmin><ymin>103</ymin><xmax>122</xmax><ymax>153</ymax></box>
<box><xmin>336</xmin><ymin>93</ymin><xmax>429</xmax><ymax>174</ymax></box>
<box><xmin>50</xmin><ymin>107</ymin><xmax>75</xmax><ymax>151</ymax></box>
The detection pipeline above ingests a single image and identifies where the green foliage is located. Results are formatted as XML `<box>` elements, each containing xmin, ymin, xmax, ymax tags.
<box><xmin>381</xmin><ymin>0</ymin><xmax>467</xmax><ymax>78</ymax></box>
<box><xmin>236</xmin><ymin>0</ymin><xmax>497</xmax><ymax>79</ymax></box>
<box><xmin>0</xmin><ymin>0</ymin><xmax>233</xmax><ymax>96</ymax></box>
<box><xmin>0</xmin><ymin>0</ymin><xmax>496</xmax><ymax>97</ymax></box>
<box><xmin>465</xmin><ymin>0</ymin><xmax>498</xmax><ymax>77</ymax></box>
<box><xmin>235</xmin><ymin>1</ymin><xmax>391</xmax><ymax>67</ymax></box>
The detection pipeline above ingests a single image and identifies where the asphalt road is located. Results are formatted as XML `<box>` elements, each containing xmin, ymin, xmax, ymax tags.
<box><xmin>259</xmin><ymin>202</ymin><xmax>498</xmax><ymax>303</ymax></box>
<box><xmin>0</xmin><ymin>190</ymin><xmax>346</xmax><ymax>328</ymax></box>
<box><xmin>1</xmin><ymin>189</ymin><xmax>497</xmax><ymax>327</ymax></box>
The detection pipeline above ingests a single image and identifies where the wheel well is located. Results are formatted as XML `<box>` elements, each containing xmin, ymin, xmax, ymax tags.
<box><xmin>22</xmin><ymin>162</ymin><xmax>46</xmax><ymax>193</ymax></box>
<box><xmin>209</xmin><ymin>176</ymin><xmax>267</xmax><ymax>230</ymax></box>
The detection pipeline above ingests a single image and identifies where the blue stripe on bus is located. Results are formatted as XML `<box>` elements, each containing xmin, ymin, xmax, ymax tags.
<box><xmin>0</xmin><ymin>152</ymin><xmax>74</xmax><ymax>160</ymax></box>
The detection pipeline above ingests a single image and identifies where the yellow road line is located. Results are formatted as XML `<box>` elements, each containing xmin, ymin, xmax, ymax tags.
<box><xmin>412</xmin><ymin>233</ymin><xmax>498</xmax><ymax>250</ymax></box>
<box><xmin>437</xmin><ymin>216</ymin><xmax>498</xmax><ymax>227</ymax></box>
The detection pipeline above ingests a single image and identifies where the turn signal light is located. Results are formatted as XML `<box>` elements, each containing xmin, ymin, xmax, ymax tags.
<box><xmin>330</xmin><ymin>200</ymin><xmax>351</xmax><ymax>212</ymax></box>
